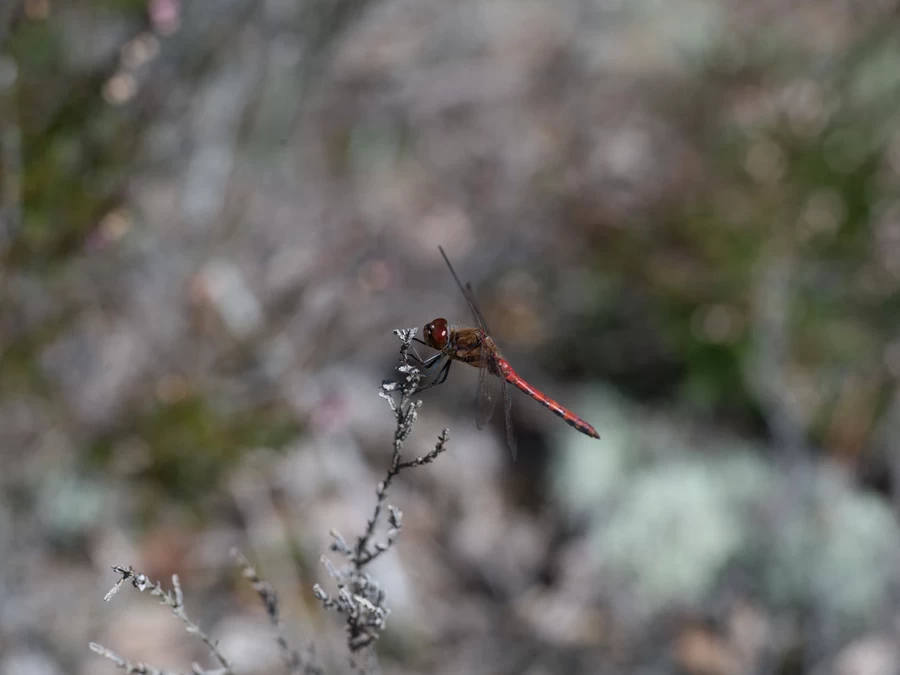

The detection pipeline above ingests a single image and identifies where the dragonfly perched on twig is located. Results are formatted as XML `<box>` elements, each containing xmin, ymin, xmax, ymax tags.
<box><xmin>413</xmin><ymin>246</ymin><xmax>600</xmax><ymax>458</ymax></box>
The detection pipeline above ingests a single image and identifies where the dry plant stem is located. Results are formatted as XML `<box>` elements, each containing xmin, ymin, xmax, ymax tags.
<box><xmin>354</xmin><ymin>329</ymin><xmax>444</xmax><ymax>568</ymax></box>
<box><xmin>89</xmin><ymin>643</ymin><xmax>187</xmax><ymax>675</ymax></box>
<box><xmin>355</xmin><ymin>426</ymin><xmax>450</xmax><ymax>569</ymax></box>
<box><xmin>90</xmin><ymin>330</ymin><xmax>449</xmax><ymax>673</ymax></box>
<box><xmin>313</xmin><ymin>328</ymin><xmax>450</xmax><ymax>654</ymax></box>
<box><xmin>101</xmin><ymin>566</ymin><xmax>234</xmax><ymax>675</ymax></box>
<box><xmin>397</xmin><ymin>432</ymin><xmax>449</xmax><ymax>470</ymax></box>
<box><xmin>230</xmin><ymin>548</ymin><xmax>322</xmax><ymax>675</ymax></box>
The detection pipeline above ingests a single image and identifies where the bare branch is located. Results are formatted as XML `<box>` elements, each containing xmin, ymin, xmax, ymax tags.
<box><xmin>397</xmin><ymin>428</ymin><xmax>450</xmax><ymax>470</ymax></box>
<box><xmin>89</xmin><ymin>642</ymin><xmax>187</xmax><ymax>675</ymax></box>
<box><xmin>230</xmin><ymin>548</ymin><xmax>323</xmax><ymax>675</ymax></box>
<box><xmin>100</xmin><ymin>566</ymin><xmax>234</xmax><ymax>674</ymax></box>
<box><xmin>313</xmin><ymin>328</ymin><xmax>451</xmax><ymax>654</ymax></box>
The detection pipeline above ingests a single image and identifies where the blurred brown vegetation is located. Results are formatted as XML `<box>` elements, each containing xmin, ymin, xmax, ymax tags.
<box><xmin>2</xmin><ymin>0</ymin><xmax>900</xmax><ymax>674</ymax></box>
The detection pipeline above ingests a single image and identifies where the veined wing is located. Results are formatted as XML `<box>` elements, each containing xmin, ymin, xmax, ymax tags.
<box><xmin>438</xmin><ymin>246</ymin><xmax>493</xmax><ymax>334</ymax></box>
<box><xmin>439</xmin><ymin>245</ymin><xmax>517</xmax><ymax>457</ymax></box>
<box><xmin>474</xmin><ymin>353</ymin><xmax>499</xmax><ymax>430</ymax></box>
<box><xmin>500</xmin><ymin>374</ymin><xmax>517</xmax><ymax>460</ymax></box>
<box><xmin>475</xmin><ymin>348</ymin><xmax>517</xmax><ymax>460</ymax></box>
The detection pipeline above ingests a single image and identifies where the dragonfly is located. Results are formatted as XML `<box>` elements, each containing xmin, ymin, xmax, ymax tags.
<box><xmin>413</xmin><ymin>246</ymin><xmax>600</xmax><ymax>458</ymax></box>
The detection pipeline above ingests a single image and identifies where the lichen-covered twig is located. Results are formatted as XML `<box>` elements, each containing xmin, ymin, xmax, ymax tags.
<box><xmin>97</xmin><ymin>566</ymin><xmax>234</xmax><ymax>675</ymax></box>
<box><xmin>88</xmin><ymin>642</ymin><xmax>187</xmax><ymax>675</ymax></box>
<box><xmin>313</xmin><ymin>328</ymin><xmax>450</xmax><ymax>653</ymax></box>
<box><xmin>230</xmin><ymin>548</ymin><xmax>322</xmax><ymax>675</ymax></box>
<box><xmin>397</xmin><ymin>431</ymin><xmax>450</xmax><ymax>470</ymax></box>
<box><xmin>91</xmin><ymin>329</ymin><xmax>450</xmax><ymax>672</ymax></box>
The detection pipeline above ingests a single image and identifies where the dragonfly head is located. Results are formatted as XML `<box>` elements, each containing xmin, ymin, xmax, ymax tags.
<box><xmin>423</xmin><ymin>318</ymin><xmax>449</xmax><ymax>350</ymax></box>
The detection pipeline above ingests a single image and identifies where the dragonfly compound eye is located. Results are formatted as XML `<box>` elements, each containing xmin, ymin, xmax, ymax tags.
<box><xmin>424</xmin><ymin>318</ymin><xmax>449</xmax><ymax>349</ymax></box>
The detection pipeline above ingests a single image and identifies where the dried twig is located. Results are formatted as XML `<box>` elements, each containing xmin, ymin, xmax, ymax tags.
<box><xmin>91</xmin><ymin>329</ymin><xmax>450</xmax><ymax>673</ymax></box>
<box><xmin>313</xmin><ymin>328</ymin><xmax>450</xmax><ymax>653</ymax></box>
<box><xmin>88</xmin><ymin>642</ymin><xmax>187</xmax><ymax>675</ymax></box>
<box><xmin>230</xmin><ymin>548</ymin><xmax>322</xmax><ymax>675</ymax></box>
<box><xmin>99</xmin><ymin>566</ymin><xmax>234</xmax><ymax>675</ymax></box>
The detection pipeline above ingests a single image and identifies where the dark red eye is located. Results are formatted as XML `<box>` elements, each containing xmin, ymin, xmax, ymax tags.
<box><xmin>423</xmin><ymin>318</ymin><xmax>449</xmax><ymax>349</ymax></box>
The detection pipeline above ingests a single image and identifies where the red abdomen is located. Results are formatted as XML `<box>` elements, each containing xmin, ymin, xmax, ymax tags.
<box><xmin>500</xmin><ymin>361</ymin><xmax>600</xmax><ymax>439</ymax></box>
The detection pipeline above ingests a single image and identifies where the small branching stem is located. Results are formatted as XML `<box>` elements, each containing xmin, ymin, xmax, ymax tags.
<box><xmin>313</xmin><ymin>328</ymin><xmax>450</xmax><ymax>654</ymax></box>
<box><xmin>230</xmin><ymin>548</ymin><xmax>322</xmax><ymax>675</ymax></box>
<box><xmin>89</xmin><ymin>642</ymin><xmax>187</xmax><ymax>675</ymax></box>
<box><xmin>101</xmin><ymin>566</ymin><xmax>233</xmax><ymax>674</ymax></box>
<box><xmin>91</xmin><ymin>328</ymin><xmax>450</xmax><ymax>674</ymax></box>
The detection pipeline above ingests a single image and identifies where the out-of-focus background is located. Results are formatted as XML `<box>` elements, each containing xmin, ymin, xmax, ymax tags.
<box><xmin>2</xmin><ymin>0</ymin><xmax>900</xmax><ymax>673</ymax></box>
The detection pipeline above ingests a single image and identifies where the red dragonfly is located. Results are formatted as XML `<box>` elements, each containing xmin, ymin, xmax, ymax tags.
<box><xmin>414</xmin><ymin>246</ymin><xmax>600</xmax><ymax>458</ymax></box>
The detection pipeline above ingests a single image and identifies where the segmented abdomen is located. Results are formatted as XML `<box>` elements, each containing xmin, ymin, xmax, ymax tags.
<box><xmin>500</xmin><ymin>361</ymin><xmax>600</xmax><ymax>439</ymax></box>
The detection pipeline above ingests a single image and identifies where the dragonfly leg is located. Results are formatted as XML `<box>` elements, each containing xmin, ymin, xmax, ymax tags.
<box><xmin>415</xmin><ymin>359</ymin><xmax>452</xmax><ymax>393</ymax></box>
<box><xmin>409</xmin><ymin>349</ymin><xmax>444</xmax><ymax>372</ymax></box>
<box><xmin>410</xmin><ymin>337</ymin><xmax>438</xmax><ymax>362</ymax></box>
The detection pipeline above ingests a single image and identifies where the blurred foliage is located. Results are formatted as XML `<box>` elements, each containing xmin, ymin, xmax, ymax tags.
<box><xmin>766</xmin><ymin>471</ymin><xmax>900</xmax><ymax>631</ymax></box>
<box><xmin>554</xmin><ymin>389</ymin><xmax>900</xmax><ymax>639</ymax></box>
<box><xmin>5</xmin><ymin>2</ymin><xmax>897</xmax><ymax>490</ymax></box>
<box><xmin>2</xmin><ymin>1</ymin><xmax>900</xmax><ymax>673</ymax></box>
<box><xmin>90</xmin><ymin>395</ymin><xmax>302</xmax><ymax>518</ymax></box>
<box><xmin>8</xmin><ymin>20</ymin><xmax>138</xmax><ymax>268</ymax></box>
<box><xmin>549</xmin><ymin>24</ymin><xmax>900</xmax><ymax>461</ymax></box>
<box><xmin>0</xmin><ymin>310</ymin><xmax>74</xmax><ymax>398</ymax></box>
<box><xmin>97</xmin><ymin>0</ymin><xmax>149</xmax><ymax>12</ymax></box>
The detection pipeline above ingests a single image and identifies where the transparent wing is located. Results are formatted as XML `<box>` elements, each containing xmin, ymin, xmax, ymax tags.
<box><xmin>474</xmin><ymin>352</ymin><xmax>499</xmax><ymax>429</ymax></box>
<box><xmin>500</xmin><ymin>375</ymin><xmax>517</xmax><ymax>461</ymax></box>
<box><xmin>464</xmin><ymin>282</ymin><xmax>492</xmax><ymax>335</ymax></box>
<box><xmin>438</xmin><ymin>246</ymin><xmax>493</xmax><ymax>334</ymax></box>
<box><xmin>440</xmin><ymin>245</ymin><xmax>513</xmax><ymax>453</ymax></box>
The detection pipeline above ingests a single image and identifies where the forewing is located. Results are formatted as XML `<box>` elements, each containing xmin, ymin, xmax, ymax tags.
<box><xmin>464</xmin><ymin>282</ymin><xmax>492</xmax><ymax>335</ymax></box>
<box><xmin>438</xmin><ymin>246</ymin><xmax>492</xmax><ymax>333</ymax></box>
